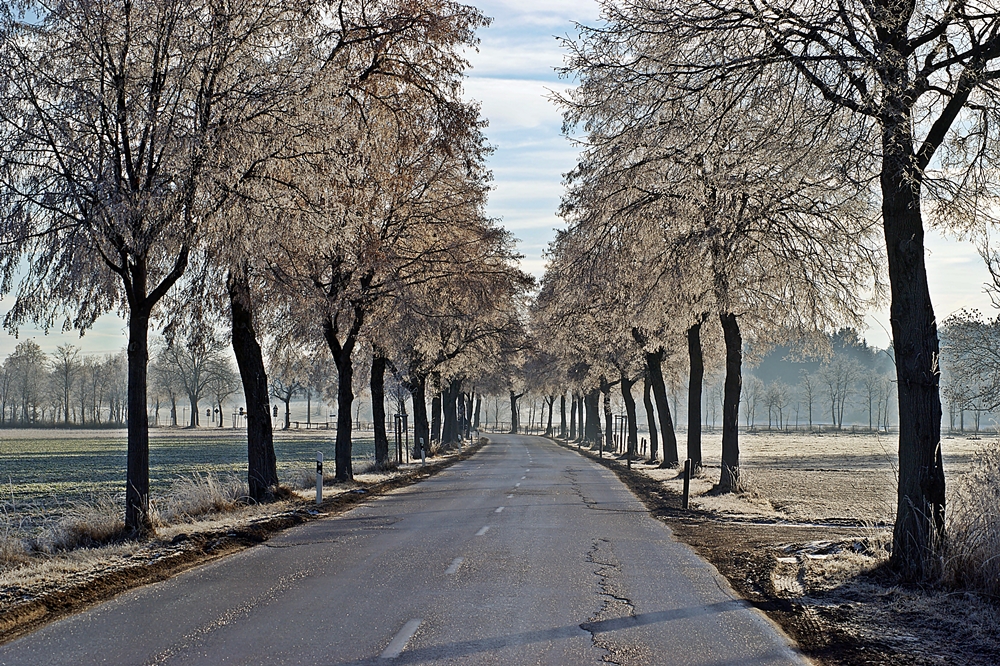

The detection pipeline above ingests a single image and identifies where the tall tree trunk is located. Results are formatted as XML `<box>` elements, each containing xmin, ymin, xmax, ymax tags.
<box><xmin>323</xmin><ymin>309</ymin><xmax>364</xmax><ymax>482</ymax></box>
<box><xmin>559</xmin><ymin>394</ymin><xmax>567</xmax><ymax>439</ymax></box>
<box><xmin>584</xmin><ymin>389</ymin><xmax>600</xmax><ymax>445</ymax></box>
<box><xmin>687</xmin><ymin>316</ymin><xmax>707</xmax><ymax>468</ymax></box>
<box><xmin>406</xmin><ymin>373</ymin><xmax>430</xmax><ymax>457</ymax></box>
<box><xmin>188</xmin><ymin>396</ymin><xmax>198</xmax><ymax>427</ymax></box>
<box><xmin>643</xmin><ymin>373</ymin><xmax>658</xmax><ymax>462</ymax></box>
<box><xmin>621</xmin><ymin>373</ymin><xmax>638</xmax><ymax>458</ymax></box>
<box><xmin>431</xmin><ymin>391</ymin><xmax>442</xmax><ymax>443</ymax></box>
<box><xmin>371</xmin><ymin>355</ymin><xmax>389</xmax><ymax>468</ymax></box>
<box><xmin>334</xmin><ymin>357</ymin><xmax>354</xmax><ymax>481</ymax></box>
<box><xmin>473</xmin><ymin>394</ymin><xmax>481</xmax><ymax>429</ymax></box>
<box><xmin>569</xmin><ymin>394</ymin><xmax>578</xmax><ymax>441</ymax></box>
<box><xmin>882</xmin><ymin>126</ymin><xmax>945</xmax><ymax>579</ymax></box>
<box><xmin>545</xmin><ymin>395</ymin><xmax>555</xmax><ymax>436</ymax></box>
<box><xmin>646</xmin><ymin>349</ymin><xmax>678</xmax><ymax>466</ymax></box>
<box><xmin>719</xmin><ymin>312</ymin><xmax>742</xmax><ymax>492</ymax></box>
<box><xmin>125</xmin><ymin>308</ymin><xmax>152</xmax><ymax>533</ymax></box>
<box><xmin>508</xmin><ymin>390</ymin><xmax>522</xmax><ymax>434</ymax></box>
<box><xmin>600</xmin><ymin>379</ymin><xmax>614</xmax><ymax>453</ymax></box>
<box><xmin>463</xmin><ymin>391</ymin><xmax>471</xmax><ymax>438</ymax></box>
<box><xmin>441</xmin><ymin>379</ymin><xmax>460</xmax><ymax>444</ymax></box>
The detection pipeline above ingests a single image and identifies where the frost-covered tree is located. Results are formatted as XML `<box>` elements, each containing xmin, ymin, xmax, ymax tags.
<box><xmin>0</xmin><ymin>0</ymin><xmax>341</xmax><ymax>531</ymax></box>
<box><xmin>556</xmin><ymin>13</ymin><xmax>880</xmax><ymax>489</ymax></box>
<box><xmin>569</xmin><ymin>0</ymin><xmax>1000</xmax><ymax>580</ymax></box>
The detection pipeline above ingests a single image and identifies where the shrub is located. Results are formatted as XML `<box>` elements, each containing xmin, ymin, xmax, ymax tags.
<box><xmin>944</xmin><ymin>446</ymin><xmax>1000</xmax><ymax>597</ymax></box>
<box><xmin>153</xmin><ymin>473</ymin><xmax>250</xmax><ymax>524</ymax></box>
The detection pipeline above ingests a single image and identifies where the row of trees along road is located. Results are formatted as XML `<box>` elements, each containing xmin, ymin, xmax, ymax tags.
<box><xmin>534</xmin><ymin>0</ymin><xmax>1000</xmax><ymax>581</ymax></box>
<box><xmin>0</xmin><ymin>0</ymin><xmax>531</xmax><ymax>534</ymax></box>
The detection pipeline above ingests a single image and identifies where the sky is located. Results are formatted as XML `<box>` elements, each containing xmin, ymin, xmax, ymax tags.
<box><xmin>0</xmin><ymin>0</ymin><xmax>995</xmax><ymax>357</ymax></box>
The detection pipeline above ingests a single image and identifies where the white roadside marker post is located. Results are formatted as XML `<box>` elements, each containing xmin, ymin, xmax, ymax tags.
<box><xmin>316</xmin><ymin>451</ymin><xmax>323</xmax><ymax>505</ymax></box>
<box><xmin>420</xmin><ymin>438</ymin><xmax>426</xmax><ymax>466</ymax></box>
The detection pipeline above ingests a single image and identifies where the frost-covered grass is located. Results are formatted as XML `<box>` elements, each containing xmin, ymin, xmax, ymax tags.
<box><xmin>945</xmin><ymin>445</ymin><xmax>1000</xmax><ymax>598</ymax></box>
<box><xmin>152</xmin><ymin>473</ymin><xmax>250</xmax><ymax>525</ymax></box>
<box><xmin>0</xmin><ymin>428</ymin><xmax>377</xmax><ymax>533</ymax></box>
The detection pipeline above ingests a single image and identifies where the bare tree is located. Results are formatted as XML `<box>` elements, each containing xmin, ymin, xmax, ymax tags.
<box><xmin>820</xmin><ymin>357</ymin><xmax>863</xmax><ymax>429</ymax></box>
<box><xmin>207</xmin><ymin>359</ymin><xmax>241</xmax><ymax>429</ymax></box>
<box><xmin>157</xmin><ymin>330</ymin><xmax>229</xmax><ymax>428</ymax></box>
<box><xmin>742</xmin><ymin>376</ymin><xmax>764</xmax><ymax>430</ymax></box>
<box><xmin>268</xmin><ymin>347</ymin><xmax>307</xmax><ymax>431</ymax></box>
<box><xmin>49</xmin><ymin>345</ymin><xmax>80</xmax><ymax>425</ymax></box>
<box><xmin>6</xmin><ymin>340</ymin><xmax>46</xmax><ymax>424</ymax></box>
<box><xmin>799</xmin><ymin>371</ymin><xmax>817</xmax><ymax>431</ymax></box>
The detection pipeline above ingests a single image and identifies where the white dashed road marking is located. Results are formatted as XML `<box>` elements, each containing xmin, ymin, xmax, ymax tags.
<box><xmin>444</xmin><ymin>558</ymin><xmax>464</xmax><ymax>575</ymax></box>
<box><xmin>381</xmin><ymin>619</ymin><xmax>423</xmax><ymax>660</ymax></box>
<box><xmin>476</xmin><ymin>526</ymin><xmax>490</xmax><ymax>536</ymax></box>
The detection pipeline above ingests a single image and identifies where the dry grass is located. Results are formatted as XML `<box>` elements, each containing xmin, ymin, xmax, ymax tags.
<box><xmin>32</xmin><ymin>493</ymin><xmax>125</xmax><ymax>554</ymax></box>
<box><xmin>944</xmin><ymin>445</ymin><xmax>1000</xmax><ymax>598</ymax></box>
<box><xmin>152</xmin><ymin>473</ymin><xmax>250</xmax><ymax>525</ymax></box>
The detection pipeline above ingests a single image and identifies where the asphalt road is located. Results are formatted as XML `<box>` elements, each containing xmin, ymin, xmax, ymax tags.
<box><xmin>0</xmin><ymin>435</ymin><xmax>807</xmax><ymax>665</ymax></box>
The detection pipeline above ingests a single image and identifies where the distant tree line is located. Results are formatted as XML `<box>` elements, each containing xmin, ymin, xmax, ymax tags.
<box><xmin>0</xmin><ymin>341</ymin><xmax>126</xmax><ymax>426</ymax></box>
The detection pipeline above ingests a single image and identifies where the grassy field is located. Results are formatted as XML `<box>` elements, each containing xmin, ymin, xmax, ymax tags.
<box><xmin>0</xmin><ymin>427</ymin><xmax>377</xmax><ymax>531</ymax></box>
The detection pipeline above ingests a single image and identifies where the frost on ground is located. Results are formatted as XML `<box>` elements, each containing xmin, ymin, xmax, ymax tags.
<box><xmin>578</xmin><ymin>431</ymin><xmax>1000</xmax><ymax>665</ymax></box>
<box><xmin>0</xmin><ymin>441</ymin><xmax>480</xmax><ymax>642</ymax></box>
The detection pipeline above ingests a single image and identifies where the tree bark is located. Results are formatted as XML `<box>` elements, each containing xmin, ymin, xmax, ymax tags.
<box><xmin>719</xmin><ymin>312</ymin><xmax>742</xmax><ymax>492</ymax></box>
<box><xmin>371</xmin><ymin>355</ymin><xmax>389</xmax><ymax>468</ymax></box>
<box><xmin>441</xmin><ymin>379</ymin><xmax>461</xmax><ymax>444</ymax></box>
<box><xmin>508</xmin><ymin>390</ymin><xmax>522</xmax><ymax>434</ymax></box>
<box><xmin>646</xmin><ymin>349</ymin><xmax>678</xmax><ymax>466</ymax></box>
<box><xmin>322</xmin><ymin>309</ymin><xmax>364</xmax><ymax>482</ymax></box>
<box><xmin>687</xmin><ymin>316</ymin><xmax>707</xmax><ymax>468</ymax></box>
<box><xmin>643</xmin><ymin>372</ymin><xmax>658</xmax><ymax>462</ymax></box>
<box><xmin>473</xmin><ymin>394</ymin><xmax>481</xmax><ymax>429</ymax></box>
<box><xmin>569</xmin><ymin>394</ymin><xmax>578</xmax><ymax>441</ymax></box>
<box><xmin>559</xmin><ymin>394</ymin><xmax>567</xmax><ymax>439</ymax></box>
<box><xmin>431</xmin><ymin>391</ymin><xmax>442</xmax><ymax>443</ymax></box>
<box><xmin>406</xmin><ymin>373</ymin><xmax>430</xmax><ymax>457</ymax></box>
<box><xmin>621</xmin><ymin>373</ymin><xmax>638</xmax><ymax>458</ymax></box>
<box><xmin>125</xmin><ymin>308</ymin><xmax>152</xmax><ymax>533</ymax></box>
<box><xmin>882</xmin><ymin>119</ymin><xmax>946</xmax><ymax>578</ymax></box>
<box><xmin>545</xmin><ymin>395</ymin><xmax>555</xmax><ymax>436</ymax></box>
<box><xmin>333</xmin><ymin>352</ymin><xmax>354</xmax><ymax>481</ymax></box>
<box><xmin>584</xmin><ymin>389</ymin><xmax>600</xmax><ymax>445</ymax></box>
<box><xmin>600</xmin><ymin>379</ymin><xmax>613</xmax><ymax>454</ymax></box>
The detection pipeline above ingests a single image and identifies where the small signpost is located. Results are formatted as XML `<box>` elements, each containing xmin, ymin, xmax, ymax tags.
<box><xmin>316</xmin><ymin>452</ymin><xmax>324</xmax><ymax>504</ymax></box>
<box><xmin>682</xmin><ymin>458</ymin><xmax>691</xmax><ymax>509</ymax></box>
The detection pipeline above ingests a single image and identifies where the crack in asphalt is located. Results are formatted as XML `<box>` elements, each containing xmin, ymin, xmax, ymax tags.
<box><xmin>564</xmin><ymin>469</ymin><xmax>652</xmax><ymax>515</ymax></box>
<box><xmin>583</xmin><ymin>538</ymin><xmax>636</xmax><ymax>665</ymax></box>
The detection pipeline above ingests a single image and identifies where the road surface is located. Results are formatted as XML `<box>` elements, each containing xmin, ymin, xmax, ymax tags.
<box><xmin>0</xmin><ymin>435</ymin><xmax>807</xmax><ymax>665</ymax></box>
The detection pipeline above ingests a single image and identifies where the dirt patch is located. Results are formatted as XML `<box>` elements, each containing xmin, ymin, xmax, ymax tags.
<box><xmin>557</xmin><ymin>439</ymin><xmax>1000</xmax><ymax>665</ymax></box>
<box><xmin>0</xmin><ymin>441</ymin><xmax>485</xmax><ymax>645</ymax></box>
